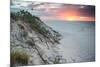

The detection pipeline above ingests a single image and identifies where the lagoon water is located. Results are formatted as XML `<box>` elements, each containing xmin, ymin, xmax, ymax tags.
<box><xmin>43</xmin><ymin>20</ymin><xmax>95</xmax><ymax>63</ymax></box>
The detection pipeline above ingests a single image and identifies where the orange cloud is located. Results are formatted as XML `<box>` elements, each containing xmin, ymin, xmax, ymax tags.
<box><xmin>57</xmin><ymin>9</ymin><xmax>95</xmax><ymax>21</ymax></box>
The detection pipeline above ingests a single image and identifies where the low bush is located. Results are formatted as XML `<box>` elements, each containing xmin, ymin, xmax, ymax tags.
<box><xmin>10</xmin><ymin>50</ymin><xmax>29</xmax><ymax>67</ymax></box>
<box><xmin>53</xmin><ymin>57</ymin><xmax>61</xmax><ymax>64</ymax></box>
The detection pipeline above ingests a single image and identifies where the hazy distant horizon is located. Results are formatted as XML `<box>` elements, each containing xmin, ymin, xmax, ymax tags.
<box><xmin>42</xmin><ymin>19</ymin><xmax>95</xmax><ymax>22</ymax></box>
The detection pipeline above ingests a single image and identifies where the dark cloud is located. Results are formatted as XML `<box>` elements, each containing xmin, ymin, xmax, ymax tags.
<box><xmin>78</xmin><ymin>5</ymin><xmax>95</xmax><ymax>17</ymax></box>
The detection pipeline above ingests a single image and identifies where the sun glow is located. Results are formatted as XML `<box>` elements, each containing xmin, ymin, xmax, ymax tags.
<box><xmin>58</xmin><ymin>9</ymin><xmax>95</xmax><ymax>21</ymax></box>
<box><xmin>65</xmin><ymin>16</ymin><xmax>79</xmax><ymax>21</ymax></box>
<box><xmin>59</xmin><ymin>10</ymin><xmax>80</xmax><ymax>21</ymax></box>
<box><xmin>67</xmin><ymin>17</ymin><xmax>75</xmax><ymax>21</ymax></box>
<box><xmin>68</xmin><ymin>18</ymin><xmax>74</xmax><ymax>21</ymax></box>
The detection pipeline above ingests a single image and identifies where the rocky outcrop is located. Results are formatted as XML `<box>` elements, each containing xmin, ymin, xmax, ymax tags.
<box><xmin>10</xmin><ymin>10</ymin><xmax>64</xmax><ymax>66</ymax></box>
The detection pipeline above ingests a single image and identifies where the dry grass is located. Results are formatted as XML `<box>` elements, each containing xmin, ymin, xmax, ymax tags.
<box><xmin>10</xmin><ymin>50</ymin><xmax>29</xmax><ymax>67</ymax></box>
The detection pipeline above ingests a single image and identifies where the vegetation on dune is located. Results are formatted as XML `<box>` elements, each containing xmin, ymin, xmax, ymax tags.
<box><xmin>10</xmin><ymin>50</ymin><xmax>29</xmax><ymax>67</ymax></box>
<box><xmin>10</xmin><ymin>10</ymin><xmax>62</xmax><ymax>66</ymax></box>
<box><xmin>11</xmin><ymin>10</ymin><xmax>61</xmax><ymax>44</ymax></box>
<box><xmin>53</xmin><ymin>57</ymin><xmax>61</xmax><ymax>64</ymax></box>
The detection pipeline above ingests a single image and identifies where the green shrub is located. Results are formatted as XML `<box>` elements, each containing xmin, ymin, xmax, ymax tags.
<box><xmin>53</xmin><ymin>57</ymin><xmax>60</xmax><ymax>64</ymax></box>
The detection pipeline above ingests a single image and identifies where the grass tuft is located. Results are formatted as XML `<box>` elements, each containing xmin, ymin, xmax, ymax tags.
<box><xmin>10</xmin><ymin>50</ymin><xmax>29</xmax><ymax>67</ymax></box>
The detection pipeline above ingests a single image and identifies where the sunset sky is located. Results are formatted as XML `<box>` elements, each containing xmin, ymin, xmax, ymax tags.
<box><xmin>11</xmin><ymin>1</ymin><xmax>95</xmax><ymax>21</ymax></box>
